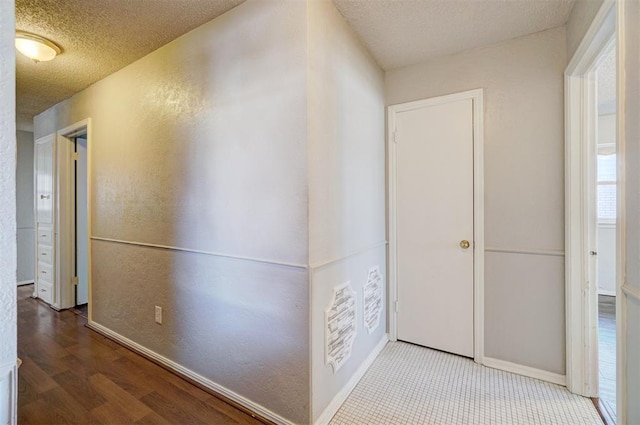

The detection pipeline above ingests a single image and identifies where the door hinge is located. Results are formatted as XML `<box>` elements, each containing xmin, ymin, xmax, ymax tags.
<box><xmin>393</xmin><ymin>131</ymin><xmax>398</xmax><ymax>144</ymax></box>
<box><xmin>73</xmin><ymin>152</ymin><xmax>79</xmax><ymax>161</ymax></box>
<box><xmin>72</xmin><ymin>276</ymin><xmax>79</xmax><ymax>285</ymax></box>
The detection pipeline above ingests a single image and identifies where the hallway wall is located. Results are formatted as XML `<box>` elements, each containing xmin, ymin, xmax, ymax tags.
<box><xmin>386</xmin><ymin>27</ymin><xmax>567</xmax><ymax>375</ymax></box>
<box><xmin>0</xmin><ymin>0</ymin><xmax>17</xmax><ymax>422</ymax></box>
<box><xmin>35</xmin><ymin>1</ymin><xmax>310</xmax><ymax>422</ymax></box>
<box><xmin>307</xmin><ymin>0</ymin><xmax>386</xmax><ymax>421</ymax></box>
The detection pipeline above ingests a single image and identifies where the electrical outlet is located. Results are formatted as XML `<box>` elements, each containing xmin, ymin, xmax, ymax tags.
<box><xmin>155</xmin><ymin>306</ymin><xmax>162</xmax><ymax>324</ymax></box>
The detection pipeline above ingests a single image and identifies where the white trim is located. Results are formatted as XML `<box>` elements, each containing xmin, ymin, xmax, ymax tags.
<box><xmin>387</xmin><ymin>89</ymin><xmax>485</xmax><ymax>364</ymax></box>
<box><xmin>564</xmin><ymin>0</ymin><xmax>616</xmax><ymax>400</ymax></box>
<box><xmin>621</xmin><ymin>284</ymin><xmax>640</xmax><ymax>302</ymax></box>
<box><xmin>87</xmin><ymin>321</ymin><xmax>294</xmax><ymax>425</ymax></box>
<box><xmin>485</xmin><ymin>247</ymin><xmax>565</xmax><ymax>257</ymax></box>
<box><xmin>309</xmin><ymin>241</ymin><xmax>387</xmax><ymax>270</ymax></box>
<box><xmin>482</xmin><ymin>357</ymin><xmax>567</xmax><ymax>387</ymax></box>
<box><xmin>314</xmin><ymin>335</ymin><xmax>388</xmax><ymax>425</ymax></box>
<box><xmin>90</xmin><ymin>236</ymin><xmax>308</xmax><ymax>270</ymax></box>
<box><xmin>17</xmin><ymin>280</ymin><xmax>34</xmax><ymax>286</ymax></box>
<box><xmin>0</xmin><ymin>361</ymin><xmax>18</xmax><ymax>425</ymax></box>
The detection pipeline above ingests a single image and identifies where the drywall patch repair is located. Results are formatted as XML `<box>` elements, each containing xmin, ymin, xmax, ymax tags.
<box><xmin>325</xmin><ymin>282</ymin><xmax>357</xmax><ymax>372</ymax></box>
<box><xmin>364</xmin><ymin>266</ymin><xmax>383</xmax><ymax>334</ymax></box>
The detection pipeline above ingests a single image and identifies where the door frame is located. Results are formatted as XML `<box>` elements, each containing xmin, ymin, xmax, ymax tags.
<box><xmin>56</xmin><ymin>118</ymin><xmax>92</xmax><ymax>314</ymax></box>
<box><xmin>387</xmin><ymin>89</ymin><xmax>485</xmax><ymax>363</ymax></box>
<box><xmin>564</xmin><ymin>0</ymin><xmax>619</xmax><ymax>406</ymax></box>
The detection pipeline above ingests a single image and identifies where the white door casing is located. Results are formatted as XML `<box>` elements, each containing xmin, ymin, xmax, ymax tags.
<box><xmin>388</xmin><ymin>89</ymin><xmax>484</xmax><ymax>362</ymax></box>
<box><xmin>564</xmin><ymin>0</ymin><xmax>615</xmax><ymax>400</ymax></box>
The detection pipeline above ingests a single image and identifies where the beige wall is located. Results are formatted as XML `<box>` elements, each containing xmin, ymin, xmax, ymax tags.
<box><xmin>620</xmin><ymin>0</ymin><xmax>640</xmax><ymax>421</ymax></box>
<box><xmin>386</xmin><ymin>27</ymin><xmax>567</xmax><ymax>374</ymax></box>
<box><xmin>16</xmin><ymin>130</ymin><xmax>34</xmax><ymax>284</ymax></box>
<box><xmin>35</xmin><ymin>1</ymin><xmax>310</xmax><ymax>422</ymax></box>
<box><xmin>0</xmin><ymin>0</ymin><xmax>17</xmax><ymax>422</ymax></box>
<box><xmin>566</xmin><ymin>0</ymin><xmax>605</xmax><ymax>63</ymax></box>
<box><xmin>307</xmin><ymin>0</ymin><xmax>386</xmax><ymax>421</ymax></box>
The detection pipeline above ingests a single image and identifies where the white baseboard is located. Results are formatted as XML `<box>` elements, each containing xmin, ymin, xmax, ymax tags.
<box><xmin>597</xmin><ymin>290</ymin><xmax>616</xmax><ymax>297</ymax></box>
<box><xmin>0</xmin><ymin>361</ymin><xmax>18</xmax><ymax>425</ymax></box>
<box><xmin>17</xmin><ymin>280</ymin><xmax>34</xmax><ymax>286</ymax></box>
<box><xmin>482</xmin><ymin>357</ymin><xmax>566</xmax><ymax>386</ymax></box>
<box><xmin>87</xmin><ymin>321</ymin><xmax>294</xmax><ymax>425</ymax></box>
<box><xmin>315</xmin><ymin>334</ymin><xmax>389</xmax><ymax>425</ymax></box>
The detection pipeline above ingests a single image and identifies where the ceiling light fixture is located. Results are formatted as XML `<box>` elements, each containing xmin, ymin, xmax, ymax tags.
<box><xmin>15</xmin><ymin>31</ymin><xmax>61</xmax><ymax>63</ymax></box>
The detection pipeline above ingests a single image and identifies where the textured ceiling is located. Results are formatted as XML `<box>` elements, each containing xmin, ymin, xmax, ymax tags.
<box><xmin>16</xmin><ymin>0</ymin><xmax>245</xmax><ymax>126</ymax></box>
<box><xmin>597</xmin><ymin>45</ymin><xmax>616</xmax><ymax>115</ymax></box>
<box><xmin>332</xmin><ymin>0</ymin><xmax>576</xmax><ymax>70</ymax></box>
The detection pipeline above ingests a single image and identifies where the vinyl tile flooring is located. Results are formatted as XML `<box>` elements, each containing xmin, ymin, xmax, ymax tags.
<box><xmin>330</xmin><ymin>341</ymin><xmax>603</xmax><ymax>425</ymax></box>
<box><xmin>598</xmin><ymin>294</ymin><xmax>616</xmax><ymax>423</ymax></box>
<box><xmin>17</xmin><ymin>284</ymin><xmax>264</xmax><ymax>425</ymax></box>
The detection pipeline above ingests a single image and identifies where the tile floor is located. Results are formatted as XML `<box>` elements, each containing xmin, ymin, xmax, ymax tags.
<box><xmin>330</xmin><ymin>341</ymin><xmax>603</xmax><ymax>425</ymax></box>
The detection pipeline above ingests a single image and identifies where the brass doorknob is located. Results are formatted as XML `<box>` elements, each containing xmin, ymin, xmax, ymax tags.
<box><xmin>460</xmin><ymin>240</ymin><xmax>470</xmax><ymax>249</ymax></box>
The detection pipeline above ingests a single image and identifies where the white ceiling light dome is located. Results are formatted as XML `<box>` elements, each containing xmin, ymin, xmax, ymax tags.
<box><xmin>15</xmin><ymin>31</ymin><xmax>62</xmax><ymax>62</ymax></box>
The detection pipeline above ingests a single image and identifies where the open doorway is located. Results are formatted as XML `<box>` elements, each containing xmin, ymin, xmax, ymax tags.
<box><xmin>595</xmin><ymin>44</ymin><xmax>617</xmax><ymax>422</ymax></box>
<box><xmin>56</xmin><ymin>119</ymin><xmax>91</xmax><ymax>316</ymax></box>
<box><xmin>73</xmin><ymin>135</ymin><xmax>89</xmax><ymax>314</ymax></box>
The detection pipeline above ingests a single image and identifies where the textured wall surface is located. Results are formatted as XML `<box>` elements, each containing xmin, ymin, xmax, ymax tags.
<box><xmin>16</xmin><ymin>130</ymin><xmax>34</xmax><ymax>284</ymax></box>
<box><xmin>307</xmin><ymin>0</ymin><xmax>386</xmax><ymax>421</ymax></box>
<box><xmin>386</xmin><ymin>27</ymin><xmax>567</xmax><ymax>374</ymax></box>
<box><xmin>0</xmin><ymin>0</ymin><xmax>17</xmax><ymax>423</ymax></box>
<box><xmin>35</xmin><ymin>1</ymin><xmax>310</xmax><ymax>422</ymax></box>
<box><xmin>0</xmin><ymin>0</ymin><xmax>17</xmax><ymax>368</ymax></box>
<box><xmin>16</xmin><ymin>0</ymin><xmax>245</xmax><ymax>122</ymax></box>
<box><xmin>566</xmin><ymin>0</ymin><xmax>605</xmax><ymax>63</ymax></box>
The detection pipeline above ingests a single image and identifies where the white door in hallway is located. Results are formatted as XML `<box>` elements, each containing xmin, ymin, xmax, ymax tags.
<box><xmin>396</xmin><ymin>97</ymin><xmax>474</xmax><ymax>358</ymax></box>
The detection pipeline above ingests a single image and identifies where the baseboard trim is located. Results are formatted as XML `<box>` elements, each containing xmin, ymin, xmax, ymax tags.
<box><xmin>0</xmin><ymin>361</ymin><xmax>18</xmax><ymax>425</ymax></box>
<box><xmin>482</xmin><ymin>357</ymin><xmax>566</xmax><ymax>386</ymax></box>
<box><xmin>314</xmin><ymin>334</ymin><xmax>388</xmax><ymax>425</ymax></box>
<box><xmin>17</xmin><ymin>280</ymin><xmax>34</xmax><ymax>286</ymax></box>
<box><xmin>87</xmin><ymin>321</ymin><xmax>293</xmax><ymax>425</ymax></box>
<box><xmin>598</xmin><ymin>290</ymin><xmax>616</xmax><ymax>297</ymax></box>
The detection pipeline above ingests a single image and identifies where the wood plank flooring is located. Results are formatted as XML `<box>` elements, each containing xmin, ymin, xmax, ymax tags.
<box><xmin>17</xmin><ymin>285</ymin><xmax>264</xmax><ymax>425</ymax></box>
<box><xmin>598</xmin><ymin>294</ymin><xmax>616</xmax><ymax>424</ymax></box>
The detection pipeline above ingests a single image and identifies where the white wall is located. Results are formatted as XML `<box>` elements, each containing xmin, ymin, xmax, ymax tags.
<box><xmin>566</xmin><ymin>0</ymin><xmax>605</xmax><ymax>63</ymax></box>
<box><xmin>16</xmin><ymin>130</ymin><xmax>34</xmax><ymax>285</ymax></box>
<box><xmin>307</xmin><ymin>0</ymin><xmax>386</xmax><ymax>421</ymax></box>
<box><xmin>386</xmin><ymin>27</ymin><xmax>567</xmax><ymax>375</ymax></box>
<box><xmin>36</xmin><ymin>1</ymin><xmax>310</xmax><ymax>422</ymax></box>
<box><xmin>0</xmin><ymin>0</ymin><xmax>17</xmax><ymax>423</ymax></box>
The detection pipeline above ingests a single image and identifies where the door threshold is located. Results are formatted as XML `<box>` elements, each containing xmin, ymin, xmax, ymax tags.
<box><xmin>592</xmin><ymin>398</ymin><xmax>616</xmax><ymax>425</ymax></box>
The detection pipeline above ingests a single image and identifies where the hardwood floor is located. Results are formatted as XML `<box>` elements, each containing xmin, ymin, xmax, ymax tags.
<box><xmin>598</xmin><ymin>294</ymin><xmax>616</xmax><ymax>424</ymax></box>
<box><xmin>17</xmin><ymin>285</ymin><xmax>264</xmax><ymax>425</ymax></box>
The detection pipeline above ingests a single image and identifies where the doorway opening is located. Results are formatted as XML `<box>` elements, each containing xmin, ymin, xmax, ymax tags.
<box><xmin>72</xmin><ymin>135</ymin><xmax>89</xmax><ymax>314</ymax></box>
<box><xmin>594</xmin><ymin>43</ymin><xmax>617</xmax><ymax>423</ymax></box>
<box><xmin>57</xmin><ymin>119</ymin><xmax>91</xmax><ymax>317</ymax></box>
<box><xmin>564</xmin><ymin>1</ymin><xmax>618</xmax><ymax>423</ymax></box>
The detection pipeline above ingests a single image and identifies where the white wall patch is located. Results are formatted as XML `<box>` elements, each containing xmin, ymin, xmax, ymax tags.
<box><xmin>364</xmin><ymin>266</ymin><xmax>383</xmax><ymax>334</ymax></box>
<box><xmin>325</xmin><ymin>282</ymin><xmax>357</xmax><ymax>373</ymax></box>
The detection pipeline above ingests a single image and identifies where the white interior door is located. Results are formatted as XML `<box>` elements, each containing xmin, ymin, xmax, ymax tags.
<box><xmin>76</xmin><ymin>137</ymin><xmax>89</xmax><ymax>306</ymax></box>
<box><xmin>396</xmin><ymin>98</ymin><xmax>474</xmax><ymax>358</ymax></box>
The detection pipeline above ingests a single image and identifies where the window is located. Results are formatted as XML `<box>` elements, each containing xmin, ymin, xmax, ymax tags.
<box><xmin>597</xmin><ymin>149</ymin><xmax>616</xmax><ymax>223</ymax></box>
